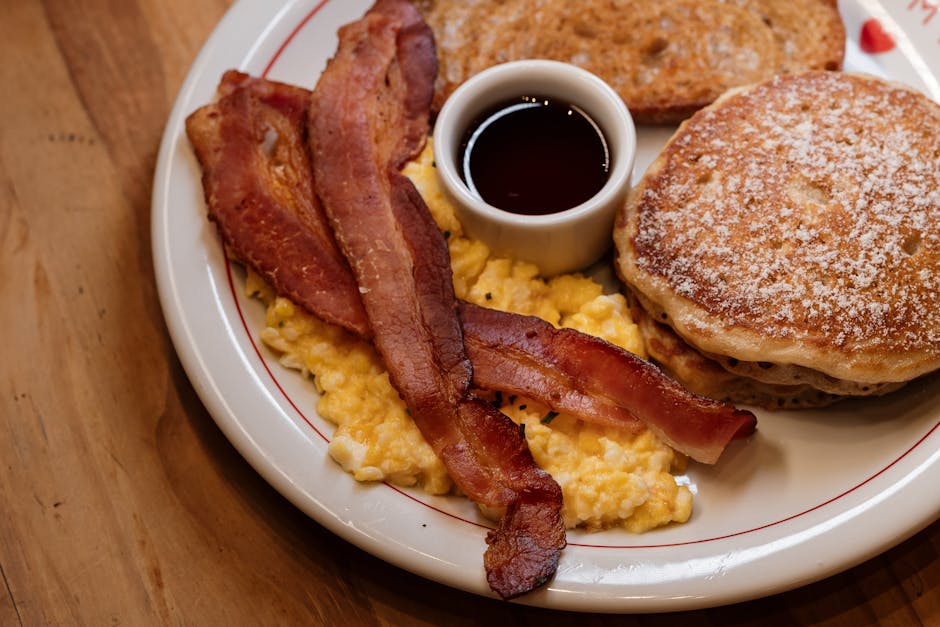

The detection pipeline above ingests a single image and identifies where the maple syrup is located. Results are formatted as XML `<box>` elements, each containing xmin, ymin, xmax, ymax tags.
<box><xmin>458</xmin><ymin>96</ymin><xmax>610</xmax><ymax>216</ymax></box>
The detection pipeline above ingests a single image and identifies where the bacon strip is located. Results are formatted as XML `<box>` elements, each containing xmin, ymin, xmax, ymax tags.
<box><xmin>307</xmin><ymin>0</ymin><xmax>564</xmax><ymax>599</ymax></box>
<box><xmin>185</xmin><ymin>71</ymin><xmax>370</xmax><ymax>338</ymax></box>
<box><xmin>187</xmin><ymin>72</ymin><xmax>755</xmax><ymax>463</ymax></box>
<box><xmin>459</xmin><ymin>304</ymin><xmax>756</xmax><ymax>464</ymax></box>
<box><xmin>186</xmin><ymin>70</ymin><xmax>756</xmax><ymax>466</ymax></box>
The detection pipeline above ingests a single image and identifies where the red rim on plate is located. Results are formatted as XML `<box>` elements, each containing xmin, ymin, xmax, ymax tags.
<box><xmin>152</xmin><ymin>0</ymin><xmax>940</xmax><ymax>611</ymax></box>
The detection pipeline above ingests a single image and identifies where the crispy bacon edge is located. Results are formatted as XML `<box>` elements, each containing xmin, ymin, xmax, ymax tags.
<box><xmin>306</xmin><ymin>0</ymin><xmax>564</xmax><ymax>599</ymax></box>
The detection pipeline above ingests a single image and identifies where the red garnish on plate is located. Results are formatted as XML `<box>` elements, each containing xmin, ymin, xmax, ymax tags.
<box><xmin>860</xmin><ymin>18</ymin><xmax>896</xmax><ymax>54</ymax></box>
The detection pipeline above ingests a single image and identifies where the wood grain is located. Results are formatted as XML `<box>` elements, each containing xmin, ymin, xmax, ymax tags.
<box><xmin>1</xmin><ymin>0</ymin><xmax>938</xmax><ymax>624</ymax></box>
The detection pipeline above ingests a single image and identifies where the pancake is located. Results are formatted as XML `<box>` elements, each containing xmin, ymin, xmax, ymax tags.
<box><xmin>415</xmin><ymin>0</ymin><xmax>844</xmax><ymax>123</ymax></box>
<box><xmin>628</xmin><ymin>294</ymin><xmax>847</xmax><ymax>410</ymax></box>
<box><xmin>614</xmin><ymin>71</ymin><xmax>940</xmax><ymax>404</ymax></box>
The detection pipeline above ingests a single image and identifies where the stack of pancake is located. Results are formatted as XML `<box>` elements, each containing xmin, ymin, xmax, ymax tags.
<box><xmin>613</xmin><ymin>71</ymin><xmax>940</xmax><ymax>408</ymax></box>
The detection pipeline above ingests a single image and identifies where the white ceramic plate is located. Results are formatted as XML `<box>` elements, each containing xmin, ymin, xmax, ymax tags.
<box><xmin>152</xmin><ymin>0</ymin><xmax>940</xmax><ymax>612</ymax></box>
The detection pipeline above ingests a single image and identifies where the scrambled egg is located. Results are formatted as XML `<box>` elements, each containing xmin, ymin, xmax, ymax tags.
<box><xmin>249</xmin><ymin>142</ymin><xmax>691</xmax><ymax>532</ymax></box>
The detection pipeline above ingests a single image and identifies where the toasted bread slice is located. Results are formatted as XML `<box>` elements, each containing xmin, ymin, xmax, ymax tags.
<box><xmin>614</xmin><ymin>71</ymin><xmax>940</xmax><ymax>399</ymax></box>
<box><xmin>416</xmin><ymin>0</ymin><xmax>844</xmax><ymax>123</ymax></box>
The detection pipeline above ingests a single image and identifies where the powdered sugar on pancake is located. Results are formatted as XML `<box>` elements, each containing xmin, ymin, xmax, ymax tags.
<box><xmin>626</xmin><ymin>72</ymin><xmax>940</xmax><ymax>380</ymax></box>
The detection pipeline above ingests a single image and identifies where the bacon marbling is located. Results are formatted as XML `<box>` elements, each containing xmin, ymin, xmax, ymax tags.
<box><xmin>307</xmin><ymin>0</ymin><xmax>564</xmax><ymax>599</ymax></box>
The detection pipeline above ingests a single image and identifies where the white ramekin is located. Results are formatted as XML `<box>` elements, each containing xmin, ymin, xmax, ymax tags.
<box><xmin>432</xmin><ymin>59</ymin><xmax>636</xmax><ymax>277</ymax></box>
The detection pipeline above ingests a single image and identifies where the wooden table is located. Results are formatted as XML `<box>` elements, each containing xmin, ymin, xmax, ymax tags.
<box><xmin>3</xmin><ymin>1</ymin><xmax>939</xmax><ymax>624</ymax></box>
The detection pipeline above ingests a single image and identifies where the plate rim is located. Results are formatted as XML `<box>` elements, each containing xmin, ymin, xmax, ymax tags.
<box><xmin>151</xmin><ymin>0</ymin><xmax>940</xmax><ymax>612</ymax></box>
